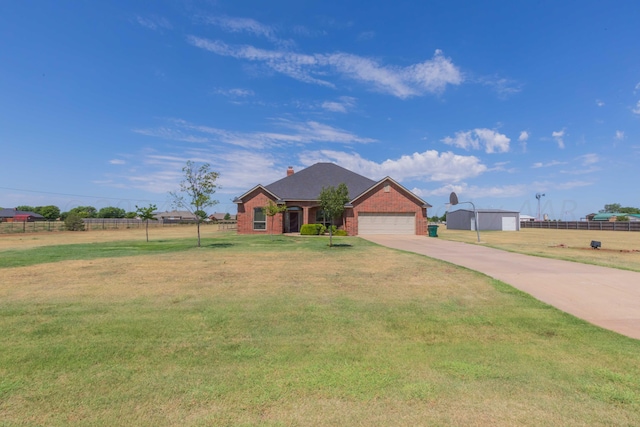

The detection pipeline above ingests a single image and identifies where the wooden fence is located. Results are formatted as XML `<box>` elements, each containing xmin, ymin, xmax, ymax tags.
<box><xmin>0</xmin><ymin>219</ymin><xmax>237</xmax><ymax>234</ymax></box>
<box><xmin>520</xmin><ymin>221</ymin><xmax>640</xmax><ymax>232</ymax></box>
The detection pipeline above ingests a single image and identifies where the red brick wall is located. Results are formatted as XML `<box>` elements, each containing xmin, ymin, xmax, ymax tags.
<box><xmin>236</xmin><ymin>189</ymin><xmax>283</xmax><ymax>235</ymax></box>
<box><xmin>346</xmin><ymin>181</ymin><xmax>427</xmax><ymax>235</ymax></box>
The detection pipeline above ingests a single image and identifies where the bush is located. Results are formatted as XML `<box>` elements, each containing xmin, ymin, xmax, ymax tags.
<box><xmin>64</xmin><ymin>213</ymin><xmax>85</xmax><ymax>231</ymax></box>
<box><xmin>334</xmin><ymin>229</ymin><xmax>348</xmax><ymax>236</ymax></box>
<box><xmin>300</xmin><ymin>224</ymin><xmax>325</xmax><ymax>235</ymax></box>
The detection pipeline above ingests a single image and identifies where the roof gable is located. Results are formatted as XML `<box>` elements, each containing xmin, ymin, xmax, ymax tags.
<box><xmin>349</xmin><ymin>176</ymin><xmax>431</xmax><ymax>208</ymax></box>
<box><xmin>264</xmin><ymin>163</ymin><xmax>376</xmax><ymax>201</ymax></box>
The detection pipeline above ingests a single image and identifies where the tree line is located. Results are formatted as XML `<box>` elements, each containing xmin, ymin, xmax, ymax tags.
<box><xmin>12</xmin><ymin>205</ymin><xmax>138</xmax><ymax>220</ymax></box>
<box><xmin>599</xmin><ymin>203</ymin><xmax>640</xmax><ymax>215</ymax></box>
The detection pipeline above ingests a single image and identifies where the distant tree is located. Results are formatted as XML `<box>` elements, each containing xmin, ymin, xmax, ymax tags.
<box><xmin>620</xmin><ymin>206</ymin><xmax>640</xmax><ymax>214</ymax></box>
<box><xmin>64</xmin><ymin>213</ymin><xmax>85</xmax><ymax>231</ymax></box>
<box><xmin>68</xmin><ymin>206</ymin><xmax>97</xmax><ymax>218</ymax></box>
<box><xmin>601</xmin><ymin>203</ymin><xmax>622</xmax><ymax>213</ymax></box>
<box><xmin>16</xmin><ymin>205</ymin><xmax>36</xmax><ymax>212</ymax></box>
<box><xmin>169</xmin><ymin>161</ymin><xmax>219</xmax><ymax>247</ymax></box>
<box><xmin>263</xmin><ymin>200</ymin><xmax>287</xmax><ymax>238</ymax></box>
<box><xmin>124</xmin><ymin>211</ymin><xmax>137</xmax><ymax>219</ymax></box>
<box><xmin>224</xmin><ymin>213</ymin><xmax>231</xmax><ymax>220</ymax></box>
<box><xmin>97</xmin><ymin>206</ymin><xmax>126</xmax><ymax>218</ymax></box>
<box><xmin>318</xmin><ymin>183</ymin><xmax>349</xmax><ymax>247</ymax></box>
<box><xmin>135</xmin><ymin>204</ymin><xmax>158</xmax><ymax>242</ymax></box>
<box><xmin>37</xmin><ymin>205</ymin><xmax>61</xmax><ymax>221</ymax></box>
<box><xmin>616</xmin><ymin>215</ymin><xmax>629</xmax><ymax>222</ymax></box>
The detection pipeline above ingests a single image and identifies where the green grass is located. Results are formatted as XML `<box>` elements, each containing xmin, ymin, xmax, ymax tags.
<box><xmin>0</xmin><ymin>234</ymin><xmax>356</xmax><ymax>269</ymax></box>
<box><xmin>2</xmin><ymin>233</ymin><xmax>640</xmax><ymax>425</ymax></box>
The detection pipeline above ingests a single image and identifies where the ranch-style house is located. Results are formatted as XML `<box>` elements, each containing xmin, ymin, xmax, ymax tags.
<box><xmin>234</xmin><ymin>163</ymin><xmax>431</xmax><ymax>236</ymax></box>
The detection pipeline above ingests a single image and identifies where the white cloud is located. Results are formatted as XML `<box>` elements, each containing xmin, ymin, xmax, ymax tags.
<box><xmin>203</xmin><ymin>15</ymin><xmax>295</xmax><ymax>48</ymax></box>
<box><xmin>357</xmin><ymin>31</ymin><xmax>375</xmax><ymax>41</ymax></box>
<box><xmin>577</xmin><ymin>153</ymin><xmax>599</xmax><ymax>166</ymax></box>
<box><xmin>531</xmin><ymin>160</ymin><xmax>567</xmax><ymax>168</ymax></box>
<box><xmin>480</xmin><ymin>76</ymin><xmax>522</xmax><ymax>98</ymax></box>
<box><xmin>216</xmin><ymin>88</ymin><xmax>255</xmax><ymax>97</ymax></box>
<box><xmin>518</xmin><ymin>131</ymin><xmax>529</xmax><ymax>142</ymax></box>
<box><xmin>109</xmin><ymin>159</ymin><xmax>126</xmax><ymax>165</ymax></box>
<box><xmin>442</xmin><ymin>128</ymin><xmax>510</xmax><ymax>153</ymax></box>
<box><xmin>298</xmin><ymin>149</ymin><xmax>487</xmax><ymax>183</ymax></box>
<box><xmin>187</xmin><ymin>36</ymin><xmax>463</xmax><ymax>98</ymax></box>
<box><xmin>632</xmin><ymin>100</ymin><xmax>640</xmax><ymax>115</ymax></box>
<box><xmin>321</xmin><ymin>96</ymin><xmax>356</xmax><ymax>113</ymax></box>
<box><xmin>518</xmin><ymin>130</ymin><xmax>529</xmax><ymax>151</ymax></box>
<box><xmin>615</xmin><ymin>130</ymin><xmax>625</xmax><ymax>140</ymax></box>
<box><xmin>552</xmin><ymin>129</ymin><xmax>566</xmax><ymax>149</ymax></box>
<box><xmin>596</xmin><ymin>99</ymin><xmax>605</xmax><ymax>107</ymax></box>
<box><xmin>134</xmin><ymin>118</ymin><xmax>375</xmax><ymax>149</ymax></box>
<box><xmin>206</xmin><ymin>15</ymin><xmax>274</xmax><ymax>38</ymax></box>
<box><xmin>136</xmin><ymin>16</ymin><xmax>172</xmax><ymax>31</ymax></box>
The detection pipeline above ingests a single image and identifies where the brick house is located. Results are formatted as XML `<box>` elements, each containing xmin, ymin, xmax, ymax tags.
<box><xmin>234</xmin><ymin>163</ymin><xmax>431</xmax><ymax>235</ymax></box>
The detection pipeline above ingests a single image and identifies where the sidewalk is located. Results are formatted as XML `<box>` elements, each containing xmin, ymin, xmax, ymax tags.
<box><xmin>361</xmin><ymin>235</ymin><xmax>640</xmax><ymax>340</ymax></box>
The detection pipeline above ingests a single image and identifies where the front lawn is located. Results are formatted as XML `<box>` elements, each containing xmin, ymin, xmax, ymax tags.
<box><xmin>1</xmin><ymin>232</ymin><xmax>639</xmax><ymax>426</ymax></box>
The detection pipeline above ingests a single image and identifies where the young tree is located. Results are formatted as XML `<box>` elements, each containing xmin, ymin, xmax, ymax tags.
<box><xmin>224</xmin><ymin>213</ymin><xmax>231</xmax><ymax>220</ymax></box>
<box><xmin>194</xmin><ymin>210</ymin><xmax>209</xmax><ymax>221</ymax></box>
<box><xmin>169</xmin><ymin>161</ymin><xmax>219</xmax><ymax>247</ymax></box>
<box><xmin>135</xmin><ymin>204</ymin><xmax>158</xmax><ymax>242</ymax></box>
<box><xmin>318</xmin><ymin>183</ymin><xmax>349</xmax><ymax>247</ymax></box>
<box><xmin>263</xmin><ymin>200</ymin><xmax>287</xmax><ymax>239</ymax></box>
<box><xmin>64</xmin><ymin>213</ymin><xmax>85</xmax><ymax>231</ymax></box>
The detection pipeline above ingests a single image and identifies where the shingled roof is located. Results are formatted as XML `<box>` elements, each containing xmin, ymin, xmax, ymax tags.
<box><xmin>264</xmin><ymin>163</ymin><xmax>377</xmax><ymax>201</ymax></box>
<box><xmin>0</xmin><ymin>208</ymin><xmax>45</xmax><ymax>219</ymax></box>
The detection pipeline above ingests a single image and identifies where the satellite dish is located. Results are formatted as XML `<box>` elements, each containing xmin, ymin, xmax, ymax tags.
<box><xmin>449</xmin><ymin>192</ymin><xmax>459</xmax><ymax>206</ymax></box>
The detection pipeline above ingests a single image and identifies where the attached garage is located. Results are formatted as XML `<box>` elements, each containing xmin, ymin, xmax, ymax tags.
<box><xmin>446</xmin><ymin>209</ymin><xmax>520</xmax><ymax>231</ymax></box>
<box><xmin>358</xmin><ymin>212</ymin><xmax>416</xmax><ymax>235</ymax></box>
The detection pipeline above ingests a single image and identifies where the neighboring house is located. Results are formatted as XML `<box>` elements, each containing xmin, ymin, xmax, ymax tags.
<box><xmin>591</xmin><ymin>213</ymin><xmax>640</xmax><ymax>222</ymax></box>
<box><xmin>519</xmin><ymin>214</ymin><xmax>536</xmax><ymax>222</ymax></box>
<box><xmin>0</xmin><ymin>208</ymin><xmax>45</xmax><ymax>222</ymax></box>
<box><xmin>209</xmin><ymin>212</ymin><xmax>236</xmax><ymax>222</ymax></box>
<box><xmin>153</xmin><ymin>210</ymin><xmax>198</xmax><ymax>222</ymax></box>
<box><xmin>447</xmin><ymin>209</ymin><xmax>520</xmax><ymax>231</ymax></box>
<box><xmin>234</xmin><ymin>163</ymin><xmax>431</xmax><ymax>236</ymax></box>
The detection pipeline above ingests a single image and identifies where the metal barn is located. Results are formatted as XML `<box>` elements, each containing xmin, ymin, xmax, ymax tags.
<box><xmin>446</xmin><ymin>209</ymin><xmax>520</xmax><ymax>231</ymax></box>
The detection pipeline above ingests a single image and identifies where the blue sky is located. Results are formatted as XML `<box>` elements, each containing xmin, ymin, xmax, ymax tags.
<box><xmin>1</xmin><ymin>1</ymin><xmax>639</xmax><ymax>219</ymax></box>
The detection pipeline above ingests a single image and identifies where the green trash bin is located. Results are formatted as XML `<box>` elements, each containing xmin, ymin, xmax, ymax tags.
<box><xmin>428</xmin><ymin>224</ymin><xmax>439</xmax><ymax>237</ymax></box>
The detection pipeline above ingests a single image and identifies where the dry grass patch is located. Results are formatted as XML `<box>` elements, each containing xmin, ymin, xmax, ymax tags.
<box><xmin>439</xmin><ymin>228</ymin><xmax>640</xmax><ymax>271</ymax></box>
<box><xmin>0</xmin><ymin>225</ymin><xmax>215</xmax><ymax>251</ymax></box>
<box><xmin>2</xmin><ymin>234</ymin><xmax>640</xmax><ymax>426</ymax></box>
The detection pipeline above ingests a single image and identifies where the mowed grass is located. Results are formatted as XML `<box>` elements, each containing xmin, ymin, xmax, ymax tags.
<box><xmin>1</xmin><ymin>229</ymin><xmax>640</xmax><ymax>426</ymax></box>
<box><xmin>438</xmin><ymin>227</ymin><xmax>640</xmax><ymax>272</ymax></box>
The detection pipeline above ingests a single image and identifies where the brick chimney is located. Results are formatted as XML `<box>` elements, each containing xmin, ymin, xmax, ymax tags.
<box><xmin>287</xmin><ymin>166</ymin><xmax>294</xmax><ymax>176</ymax></box>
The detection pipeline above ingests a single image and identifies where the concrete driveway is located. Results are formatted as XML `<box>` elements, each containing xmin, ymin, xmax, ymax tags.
<box><xmin>361</xmin><ymin>235</ymin><xmax>640</xmax><ymax>340</ymax></box>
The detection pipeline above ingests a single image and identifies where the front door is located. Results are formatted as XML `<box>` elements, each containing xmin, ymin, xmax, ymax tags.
<box><xmin>285</xmin><ymin>211</ymin><xmax>300</xmax><ymax>233</ymax></box>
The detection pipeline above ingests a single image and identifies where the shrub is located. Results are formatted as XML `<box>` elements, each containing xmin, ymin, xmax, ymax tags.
<box><xmin>300</xmin><ymin>224</ymin><xmax>327</xmax><ymax>235</ymax></box>
<box><xmin>300</xmin><ymin>224</ymin><xmax>320</xmax><ymax>235</ymax></box>
<box><xmin>334</xmin><ymin>229</ymin><xmax>348</xmax><ymax>236</ymax></box>
<box><xmin>64</xmin><ymin>213</ymin><xmax>85</xmax><ymax>231</ymax></box>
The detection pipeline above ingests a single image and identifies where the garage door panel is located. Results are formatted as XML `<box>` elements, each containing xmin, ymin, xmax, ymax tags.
<box><xmin>358</xmin><ymin>212</ymin><xmax>415</xmax><ymax>235</ymax></box>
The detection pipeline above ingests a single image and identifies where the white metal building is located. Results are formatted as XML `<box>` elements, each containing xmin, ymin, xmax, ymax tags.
<box><xmin>446</xmin><ymin>209</ymin><xmax>520</xmax><ymax>231</ymax></box>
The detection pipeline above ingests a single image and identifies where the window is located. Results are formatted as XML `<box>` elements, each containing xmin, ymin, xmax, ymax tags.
<box><xmin>253</xmin><ymin>207</ymin><xmax>266</xmax><ymax>230</ymax></box>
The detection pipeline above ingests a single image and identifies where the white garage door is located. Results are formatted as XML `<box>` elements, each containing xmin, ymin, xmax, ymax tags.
<box><xmin>502</xmin><ymin>216</ymin><xmax>517</xmax><ymax>231</ymax></box>
<box><xmin>358</xmin><ymin>212</ymin><xmax>416</xmax><ymax>235</ymax></box>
